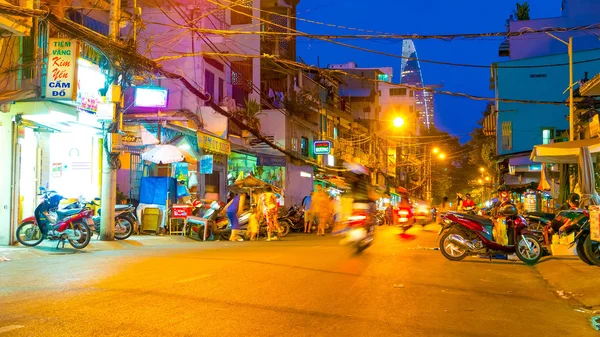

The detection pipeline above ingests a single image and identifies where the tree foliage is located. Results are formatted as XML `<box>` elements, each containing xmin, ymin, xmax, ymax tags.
<box><xmin>514</xmin><ymin>2</ymin><xmax>531</xmax><ymax>21</ymax></box>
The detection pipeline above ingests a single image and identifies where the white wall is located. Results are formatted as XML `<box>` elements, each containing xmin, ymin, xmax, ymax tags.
<box><xmin>0</xmin><ymin>113</ymin><xmax>14</xmax><ymax>245</ymax></box>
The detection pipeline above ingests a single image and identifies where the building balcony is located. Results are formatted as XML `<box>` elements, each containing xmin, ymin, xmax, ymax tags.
<box><xmin>0</xmin><ymin>0</ymin><xmax>33</xmax><ymax>36</ymax></box>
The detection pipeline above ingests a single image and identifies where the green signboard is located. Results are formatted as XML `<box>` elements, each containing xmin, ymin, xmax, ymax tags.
<box><xmin>314</xmin><ymin>140</ymin><xmax>331</xmax><ymax>155</ymax></box>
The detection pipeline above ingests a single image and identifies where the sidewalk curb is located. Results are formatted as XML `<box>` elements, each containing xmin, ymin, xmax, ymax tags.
<box><xmin>0</xmin><ymin>236</ymin><xmax>194</xmax><ymax>261</ymax></box>
<box><xmin>535</xmin><ymin>256</ymin><xmax>600</xmax><ymax>309</ymax></box>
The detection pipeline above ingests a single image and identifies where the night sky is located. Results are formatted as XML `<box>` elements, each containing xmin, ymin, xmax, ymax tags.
<box><xmin>296</xmin><ymin>0</ymin><xmax>561</xmax><ymax>142</ymax></box>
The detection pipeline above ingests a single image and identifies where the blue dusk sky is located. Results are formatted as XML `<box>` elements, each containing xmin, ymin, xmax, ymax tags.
<box><xmin>296</xmin><ymin>0</ymin><xmax>562</xmax><ymax>142</ymax></box>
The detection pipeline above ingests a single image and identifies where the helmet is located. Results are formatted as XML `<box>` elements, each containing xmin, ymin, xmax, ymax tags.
<box><xmin>568</xmin><ymin>193</ymin><xmax>580</xmax><ymax>204</ymax></box>
<box><xmin>499</xmin><ymin>204</ymin><xmax>517</xmax><ymax>216</ymax></box>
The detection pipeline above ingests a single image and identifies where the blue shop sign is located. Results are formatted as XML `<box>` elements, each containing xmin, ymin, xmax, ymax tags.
<box><xmin>257</xmin><ymin>155</ymin><xmax>286</xmax><ymax>167</ymax></box>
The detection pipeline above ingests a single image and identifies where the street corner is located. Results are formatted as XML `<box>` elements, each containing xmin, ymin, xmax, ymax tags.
<box><xmin>0</xmin><ymin>244</ymin><xmax>86</xmax><ymax>262</ymax></box>
<box><xmin>534</xmin><ymin>256</ymin><xmax>600</xmax><ymax>309</ymax></box>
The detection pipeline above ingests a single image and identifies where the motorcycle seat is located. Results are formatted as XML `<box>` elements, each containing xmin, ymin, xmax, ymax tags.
<box><xmin>525</xmin><ymin>211</ymin><xmax>555</xmax><ymax>220</ymax></box>
<box><xmin>455</xmin><ymin>212</ymin><xmax>494</xmax><ymax>227</ymax></box>
<box><xmin>56</xmin><ymin>209</ymin><xmax>81</xmax><ymax>218</ymax></box>
<box><xmin>115</xmin><ymin>204</ymin><xmax>132</xmax><ymax>211</ymax></box>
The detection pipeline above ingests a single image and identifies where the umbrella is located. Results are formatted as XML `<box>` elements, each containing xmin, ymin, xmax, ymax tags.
<box><xmin>142</xmin><ymin>145</ymin><xmax>185</xmax><ymax>164</ymax></box>
<box><xmin>578</xmin><ymin>146</ymin><xmax>600</xmax><ymax>207</ymax></box>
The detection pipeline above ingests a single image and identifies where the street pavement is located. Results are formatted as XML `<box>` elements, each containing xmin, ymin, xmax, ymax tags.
<box><xmin>0</xmin><ymin>224</ymin><xmax>598</xmax><ymax>337</ymax></box>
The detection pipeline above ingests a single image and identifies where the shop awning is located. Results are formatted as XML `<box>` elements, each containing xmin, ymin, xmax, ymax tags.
<box><xmin>0</xmin><ymin>89</ymin><xmax>37</xmax><ymax>105</ymax></box>
<box><xmin>530</xmin><ymin>138</ymin><xmax>600</xmax><ymax>163</ymax></box>
<box><xmin>509</xmin><ymin>154</ymin><xmax>536</xmax><ymax>166</ymax></box>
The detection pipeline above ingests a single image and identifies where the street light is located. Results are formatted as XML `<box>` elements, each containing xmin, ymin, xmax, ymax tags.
<box><xmin>485</xmin><ymin>176</ymin><xmax>490</xmax><ymax>181</ymax></box>
<box><xmin>438</xmin><ymin>153</ymin><xmax>446</xmax><ymax>160</ymax></box>
<box><xmin>479</xmin><ymin>167</ymin><xmax>485</xmax><ymax>173</ymax></box>
<box><xmin>478</xmin><ymin>179</ymin><xmax>483</xmax><ymax>184</ymax></box>
<box><xmin>432</xmin><ymin>147</ymin><xmax>440</xmax><ymax>154</ymax></box>
<box><xmin>393</xmin><ymin>116</ymin><xmax>405</xmax><ymax>128</ymax></box>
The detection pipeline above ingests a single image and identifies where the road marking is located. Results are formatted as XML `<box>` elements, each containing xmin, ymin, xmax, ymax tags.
<box><xmin>176</xmin><ymin>274</ymin><xmax>212</xmax><ymax>283</ymax></box>
<box><xmin>0</xmin><ymin>325</ymin><xmax>24</xmax><ymax>334</ymax></box>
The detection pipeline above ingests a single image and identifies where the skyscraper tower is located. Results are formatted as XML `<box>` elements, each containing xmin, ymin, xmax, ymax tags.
<box><xmin>400</xmin><ymin>40</ymin><xmax>434</xmax><ymax>129</ymax></box>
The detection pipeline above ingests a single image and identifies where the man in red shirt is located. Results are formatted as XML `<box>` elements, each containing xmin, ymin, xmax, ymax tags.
<box><xmin>462</xmin><ymin>194</ymin><xmax>476</xmax><ymax>208</ymax></box>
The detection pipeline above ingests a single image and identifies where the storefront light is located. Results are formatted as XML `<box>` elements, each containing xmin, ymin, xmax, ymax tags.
<box><xmin>300</xmin><ymin>171</ymin><xmax>312</xmax><ymax>178</ymax></box>
<box><xmin>25</xmin><ymin>110</ymin><xmax>77</xmax><ymax>124</ymax></box>
<box><xmin>327</xmin><ymin>155</ymin><xmax>335</xmax><ymax>167</ymax></box>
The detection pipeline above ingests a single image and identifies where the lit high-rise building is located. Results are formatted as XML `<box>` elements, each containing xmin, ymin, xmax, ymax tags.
<box><xmin>400</xmin><ymin>40</ymin><xmax>435</xmax><ymax>129</ymax></box>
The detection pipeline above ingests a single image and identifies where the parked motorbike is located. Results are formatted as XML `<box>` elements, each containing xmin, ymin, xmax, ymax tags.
<box><xmin>16</xmin><ymin>188</ymin><xmax>93</xmax><ymax>249</ymax></box>
<box><xmin>279</xmin><ymin>205</ymin><xmax>304</xmax><ymax>232</ymax></box>
<box><xmin>438</xmin><ymin>205</ymin><xmax>543</xmax><ymax>265</ymax></box>
<box><xmin>64</xmin><ymin>199</ymin><xmax>136</xmax><ymax>240</ymax></box>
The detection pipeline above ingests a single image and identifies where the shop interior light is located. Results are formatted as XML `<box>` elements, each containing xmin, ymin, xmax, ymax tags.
<box><xmin>327</xmin><ymin>155</ymin><xmax>335</xmax><ymax>167</ymax></box>
<box><xmin>25</xmin><ymin>110</ymin><xmax>77</xmax><ymax>124</ymax></box>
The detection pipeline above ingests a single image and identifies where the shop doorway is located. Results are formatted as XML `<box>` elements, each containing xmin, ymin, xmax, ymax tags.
<box><xmin>17</xmin><ymin>127</ymin><xmax>40</xmax><ymax>222</ymax></box>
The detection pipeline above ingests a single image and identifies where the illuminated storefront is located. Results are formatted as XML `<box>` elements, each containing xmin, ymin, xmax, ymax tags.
<box><xmin>227</xmin><ymin>152</ymin><xmax>286</xmax><ymax>191</ymax></box>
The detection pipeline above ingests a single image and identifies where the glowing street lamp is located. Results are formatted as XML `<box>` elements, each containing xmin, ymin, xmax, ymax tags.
<box><xmin>485</xmin><ymin>176</ymin><xmax>490</xmax><ymax>181</ymax></box>
<box><xmin>478</xmin><ymin>179</ymin><xmax>483</xmax><ymax>184</ymax></box>
<box><xmin>393</xmin><ymin>117</ymin><xmax>405</xmax><ymax>128</ymax></box>
<box><xmin>479</xmin><ymin>167</ymin><xmax>485</xmax><ymax>173</ymax></box>
<box><xmin>438</xmin><ymin>153</ymin><xmax>446</xmax><ymax>160</ymax></box>
<box><xmin>432</xmin><ymin>147</ymin><xmax>440</xmax><ymax>154</ymax></box>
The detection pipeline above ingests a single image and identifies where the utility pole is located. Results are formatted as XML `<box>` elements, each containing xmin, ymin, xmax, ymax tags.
<box><xmin>100</xmin><ymin>0</ymin><xmax>121</xmax><ymax>240</ymax></box>
<box><xmin>546</xmin><ymin>33</ymin><xmax>574</xmax><ymax>141</ymax></box>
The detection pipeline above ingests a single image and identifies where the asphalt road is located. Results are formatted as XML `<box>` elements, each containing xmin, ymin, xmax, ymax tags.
<box><xmin>0</xmin><ymin>224</ymin><xmax>596</xmax><ymax>337</ymax></box>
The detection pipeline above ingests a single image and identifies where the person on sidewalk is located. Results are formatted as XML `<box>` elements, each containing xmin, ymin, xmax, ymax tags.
<box><xmin>302</xmin><ymin>192</ymin><xmax>314</xmax><ymax>233</ymax></box>
<box><xmin>312</xmin><ymin>185</ymin><xmax>330</xmax><ymax>236</ymax></box>
<box><xmin>260</xmin><ymin>187</ymin><xmax>281</xmax><ymax>241</ymax></box>
<box><xmin>222</xmin><ymin>192</ymin><xmax>246</xmax><ymax>242</ymax></box>
<box><xmin>248</xmin><ymin>206</ymin><xmax>260</xmax><ymax>241</ymax></box>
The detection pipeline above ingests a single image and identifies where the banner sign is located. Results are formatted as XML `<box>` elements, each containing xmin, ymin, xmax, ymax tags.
<box><xmin>198</xmin><ymin>130</ymin><xmax>231</xmax><ymax>155</ymax></box>
<box><xmin>314</xmin><ymin>140</ymin><xmax>331</xmax><ymax>155</ymax></box>
<box><xmin>200</xmin><ymin>155</ymin><xmax>214</xmax><ymax>174</ymax></box>
<box><xmin>46</xmin><ymin>38</ymin><xmax>79</xmax><ymax>100</ymax></box>
<box><xmin>257</xmin><ymin>155</ymin><xmax>286</xmax><ymax>167</ymax></box>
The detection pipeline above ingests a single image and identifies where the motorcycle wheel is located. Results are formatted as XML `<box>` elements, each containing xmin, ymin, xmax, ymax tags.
<box><xmin>583</xmin><ymin>234</ymin><xmax>600</xmax><ymax>266</ymax></box>
<box><xmin>68</xmin><ymin>221</ymin><xmax>92</xmax><ymax>249</ymax></box>
<box><xmin>114</xmin><ymin>216</ymin><xmax>134</xmax><ymax>240</ymax></box>
<box><xmin>439</xmin><ymin>229</ymin><xmax>468</xmax><ymax>261</ymax></box>
<box><xmin>576</xmin><ymin>235</ymin><xmax>594</xmax><ymax>265</ymax></box>
<box><xmin>278</xmin><ymin>220</ymin><xmax>291</xmax><ymax>237</ymax></box>
<box><xmin>16</xmin><ymin>221</ymin><xmax>44</xmax><ymax>247</ymax></box>
<box><xmin>515</xmin><ymin>234</ymin><xmax>543</xmax><ymax>265</ymax></box>
<box><xmin>220</xmin><ymin>230</ymin><xmax>232</xmax><ymax>241</ymax></box>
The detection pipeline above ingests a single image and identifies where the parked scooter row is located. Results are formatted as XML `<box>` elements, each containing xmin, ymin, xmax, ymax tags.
<box><xmin>185</xmin><ymin>201</ymin><xmax>291</xmax><ymax>241</ymax></box>
<box><xmin>439</xmin><ymin>202</ymin><xmax>600</xmax><ymax>266</ymax></box>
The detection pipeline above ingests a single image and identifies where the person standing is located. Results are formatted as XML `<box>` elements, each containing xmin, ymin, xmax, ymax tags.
<box><xmin>260</xmin><ymin>187</ymin><xmax>281</xmax><ymax>241</ymax></box>
<box><xmin>248</xmin><ymin>206</ymin><xmax>260</xmax><ymax>241</ymax></box>
<box><xmin>302</xmin><ymin>192</ymin><xmax>314</xmax><ymax>233</ymax></box>
<box><xmin>312</xmin><ymin>185</ymin><xmax>329</xmax><ymax>236</ymax></box>
<box><xmin>222</xmin><ymin>192</ymin><xmax>246</xmax><ymax>242</ymax></box>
